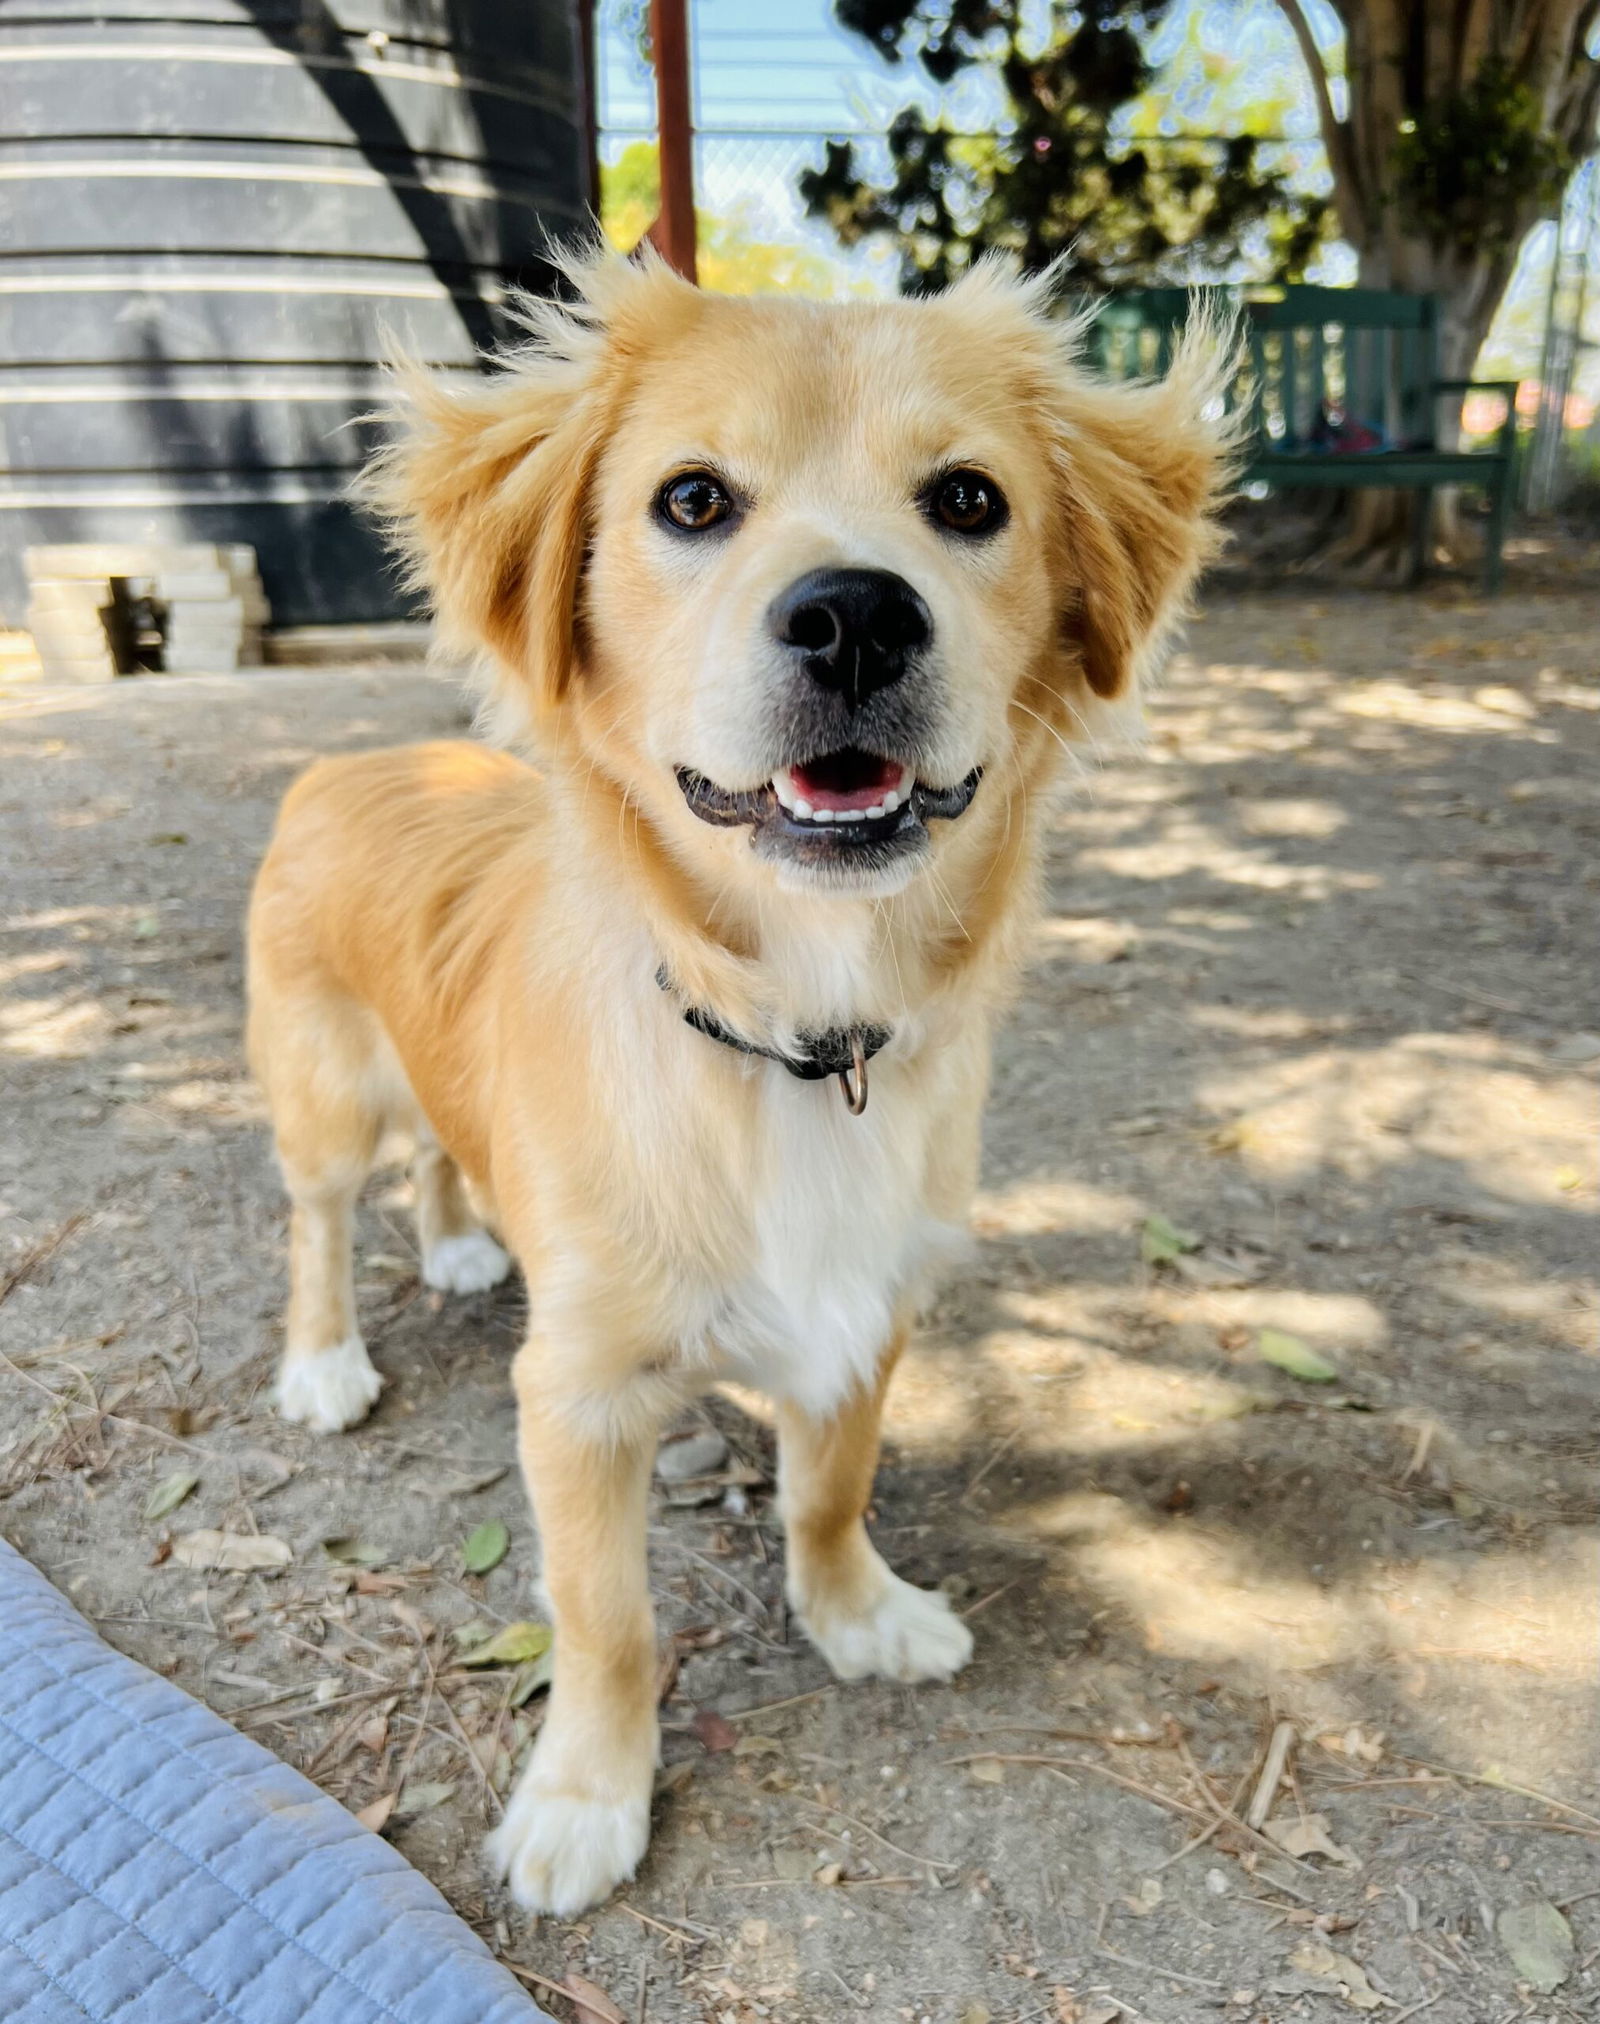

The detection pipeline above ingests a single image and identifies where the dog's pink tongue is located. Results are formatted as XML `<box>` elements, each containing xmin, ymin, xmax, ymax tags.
<box><xmin>790</xmin><ymin>756</ymin><xmax>907</xmax><ymax>812</ymax></box>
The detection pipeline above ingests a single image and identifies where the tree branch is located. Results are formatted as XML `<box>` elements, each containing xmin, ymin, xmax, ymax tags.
<box><xmin>1277</xmin><ymin>0</ymin><xmax>1367</xmax><ymax>230</ymax></box>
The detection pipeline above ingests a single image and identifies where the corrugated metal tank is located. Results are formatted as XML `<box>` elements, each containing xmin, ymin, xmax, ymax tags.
<box><xmin>0</xmin><ymin>0</ymin><xmax>594</xmax><ymax>625</ymax></box>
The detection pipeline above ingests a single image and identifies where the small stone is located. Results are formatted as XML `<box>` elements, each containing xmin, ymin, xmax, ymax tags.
<box><xmin>656</xmin><ymin>1430</ymin><xmax>729</xmax><ymax>1481</ymax></box>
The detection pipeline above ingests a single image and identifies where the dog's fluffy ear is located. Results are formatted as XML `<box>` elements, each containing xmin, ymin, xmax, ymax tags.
<box><xmin>1046</xmin><ymin>310</ymin><xmax>1239</xmax><ymax>699</ymax></box>
<box><xmin>949</xmin><ymin>263</ymin><xmax>1238</xmax><ymax>703</ymax></box>
<box><xmin>368</xmin><ymin>243</ymin><xmax>695</xmax><ymax>714</ymax></box>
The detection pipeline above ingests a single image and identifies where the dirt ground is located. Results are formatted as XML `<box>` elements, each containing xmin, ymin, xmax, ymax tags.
<box><xmin>2</xmin><ymin>561</ymin><xmax>1597</xmax><ymax>2024</ymax></box>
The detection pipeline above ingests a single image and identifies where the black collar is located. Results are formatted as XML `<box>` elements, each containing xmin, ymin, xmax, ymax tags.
<box><xmin>655</xmin><ymin>966</ymin><xmax>891</xmax><ymax>1104</ymax></box>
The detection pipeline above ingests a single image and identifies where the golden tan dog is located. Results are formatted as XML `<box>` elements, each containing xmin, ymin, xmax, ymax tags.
<box><xmin>246</xmin><ymin>247</ymin><xmax>1231</xmax><ymax>1915</ymax></box>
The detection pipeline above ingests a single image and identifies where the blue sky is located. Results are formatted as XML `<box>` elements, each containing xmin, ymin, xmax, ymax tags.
<box><xmin>598</xmin><ymin>0</ymin><xmax>1334</xmax><ymax>138</ymax></box>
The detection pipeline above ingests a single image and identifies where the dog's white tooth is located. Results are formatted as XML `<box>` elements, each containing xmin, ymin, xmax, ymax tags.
<box><xmin>793</xmin><ymin>797</ymin><xmax>815</xmax><ymax>821</ymax></box>
<box><xmin>881</xmin><ymin>789</ymin><xmax>901</xmax><ymax>813</ymax></box>
<box><xmin>865</xmin><ymin>804</ymin><xmax>884</xmax><ymax>821</ymax></box>
<box><xmin>812</xmin><ymin>806</ymin><xmax>835</xmax><ymax>824</ymax></box>
<box><xmin>772</xmin><ymin>772</ymin><xmax>796</xmax><ymax>811</ymax></box>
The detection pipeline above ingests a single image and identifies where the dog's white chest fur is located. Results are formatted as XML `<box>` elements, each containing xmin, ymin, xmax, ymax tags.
<box><xmin>709</xmin><ymin>1063</ymin><xmax>960</xmax><ymax>1416</ymax></box>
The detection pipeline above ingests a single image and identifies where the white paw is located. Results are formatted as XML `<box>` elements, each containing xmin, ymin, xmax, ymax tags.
<box><xmin>274</xmin><ymin>1337</ymin><xmax>383</xmax><ymax>1433</ymax></box>
<box><xmin>800</xmin><ymin>1570</ymin><xmax>974</xmax><ymax>1684</ymax></box>
<box><xmin>422</xmin><ymin>1230</ymin><xmax>512</xmax><ymax>1295</ymax></box>
<box><xmin>487</xmin><ymin>1766</ymin><xmax>651</xmax><ymax>1917</ymax></box>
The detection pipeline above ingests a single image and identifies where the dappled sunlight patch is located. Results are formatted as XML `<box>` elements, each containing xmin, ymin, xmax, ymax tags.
<box><xmin>972</xmin><ymin>1176</ymin><xmax>1144</xmax><ymax>1239</ymax></box>
<box><xmin>1189</xmin><ymin>1004</ymin><xmax>1356</xmax><ymax>1040</ymax></box>
<box><xmin>51</xmin><ymin>799</ymin><xmax>132</xmax><ymax>831</ymax></box>
<box><xmin>1032</xmin><ymin>1492</ymin><xmax>1366</xmax><ymax>1674</ymax></box>
<box><xmin>1147</xmin><ymin>1286</ymin><xmax>1388</xmax><ymax>1352</ymax></box>
<box><xmin>1</xmin><ymin>901</ymin><xmax>153</xmax><ymax>935</ymax></box>
<box><xmin>0</xmin><ymin>989</ymin><xmax>109</xmax><ymax>1058</ymax></box>
<box><xmin>1434</xmin><ymin>1266</ymin><xmax>1599</xmax><ymax>1355</ymax></box>
<box><xmin>1336</xmin><ymin>680</ymin><xmax>1559</xmax><ymax>739</ymax></box>
<box><xmin>162</xmin><ymin>1077</ymin><xmax>267</xmax><ymax>1124</ymax></box>
<box><xmin>1200</xmin><ymin>1032</ymin><xmax>1595</xmax><ymax>1199</ymax></box>
<box><xmin>1078</xmin><ymin>819</ymin><xmax>1380</xmax><ymax>898</ymax></box>
<box><xmin>1235</xmin><ymin>797</ymin><xmax>1348</xmax><ymax>839</ymax></box>
<box><xmin>1033</xmin><ymin>915</ymin><xmax>1138</xmax><ymax>962</ymax></box>
<box><xmin>1033</xmin><ymin>1357</ymin><xmax>1265</xmax><ymax>1452</ymax></box>
<box><xmin>1016</xmin><ymin>1492</ymin><xmax>1597</xmax><ymax>1780</ymax></box>
<box><xmin>0</xmin><ymin>947</ymin><xmax>82</xmax><ymax>990</ymax></box>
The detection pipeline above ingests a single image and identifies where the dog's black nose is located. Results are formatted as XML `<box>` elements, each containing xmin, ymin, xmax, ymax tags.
<box><xmin>769</xmin><ymin>568</ymin><xmax>932</xmax><ymax>706</ymax></box>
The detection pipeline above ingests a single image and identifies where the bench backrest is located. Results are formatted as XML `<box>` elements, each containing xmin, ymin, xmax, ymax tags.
<box><xmin>1091</xmin><ymin>286</ymin><xmax>1443</xmax><ymax>452</ymax></box>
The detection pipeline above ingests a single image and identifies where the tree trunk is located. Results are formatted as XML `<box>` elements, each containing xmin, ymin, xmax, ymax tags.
<box><xmin>1278</xmin><ymin>0</ymin><xmax>1600</xmax><ymax>573</ymax></box>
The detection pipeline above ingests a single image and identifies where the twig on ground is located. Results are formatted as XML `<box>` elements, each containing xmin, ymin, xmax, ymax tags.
<box><xmin>720</xmin><ymin>1685</ymin><xmax>835</xmax><ymax>1723</ymax></box>
<box><xmin>1246</xmin><ymin>1721</ymin><xmax>1297</xmax><ymax>1829</ymax></box>
<box><xmin>959</xmin><ymin>1576</ymin><xmax>1025</xmax><ymax>1621</ymax></box>
<box><xmin>1094</xmin><ymin>1946</ymin><xmax>1224</xmax><ymax>1991</ymax></box>
<box><xmin>502</xmin><ymin>1961</ymin><xmax>580</xmax><ymax>2003</ymax></box>
<box><xmin>616</xmin><ymin>1901</ymin><xmax>720</xmax><ymax>1945</ymax></box>
<box><xmin>961</xmin><ymin>1427</ymin><xmax>1021</xmax><ymax>1504</ymax></box>
<box><xmin>947</xmin><ymin>1752</ymin><xmax>1209</xmax><ymax>1827</ymax></box>
<box><xmin>1388</xmin><ymin>1995</ymin><xmax>1443</xmax><ymax>2024</ymax></box>
<box><xmin>234</xmin><ymin>1681</ymin><xmax>404</xmax><ymax>1727</ymax></box>
<box><xmin>1398</xmin><ymin>1754</ymin><xmax>1600</xmax><ymax>1827</ymax></box>
<box><xmin>0</xmin><ymin>1215</ymin><xmax>87</xmax><ymax>1306</ymax></box>
<box><xmin>791</xmin><ymin>1796</ymin><xmax>958</xmax><ymax>1873</ymax></box>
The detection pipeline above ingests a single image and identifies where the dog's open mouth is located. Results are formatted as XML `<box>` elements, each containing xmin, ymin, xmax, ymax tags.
<box><xmin>676</xmin><ymin>749</ymin><xmax>980</xmax><ymax>875</ymax></box>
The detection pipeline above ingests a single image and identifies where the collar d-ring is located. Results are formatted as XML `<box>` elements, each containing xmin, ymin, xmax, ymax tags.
<box><xmin>838</xmin><ymin>1031</ymin><xmax>869</xmax><ymax>1115</ymax></box>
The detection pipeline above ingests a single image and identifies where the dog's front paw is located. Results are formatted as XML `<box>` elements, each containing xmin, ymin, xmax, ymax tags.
<box><xmin>274</xmin><ymin>1337</ymin><xmax>383</xmax><ymax>1433</ymax></box>
<box><xmin>422</xmin><ymin>1230</ymin><xmax>513</xmax><ymax>1295</ymax></box>
<box><xmin>799</xmin><ymin>1569</ymin><xmax>974</xmax><ymax>1684</ymax></box>
<box><xmin>487</xmin><ymin>1765</ymin><xmax>651</xmax><ymax>1917</ymax></box>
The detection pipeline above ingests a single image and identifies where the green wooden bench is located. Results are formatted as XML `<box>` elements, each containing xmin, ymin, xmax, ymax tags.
<box><xmin>1092</xmin><ymin>286</ymin><xmax>1517</xmax><ymax>592</ymax></box>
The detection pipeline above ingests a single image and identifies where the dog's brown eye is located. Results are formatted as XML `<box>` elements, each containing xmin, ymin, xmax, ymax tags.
<box><xmin>659</xmin><ymin>472</ymin><xmax>733</xmax><ymax>532</ymax></box>
<box><xmin>930</xmin><ymin>468</ymin><xmax>1006</xmax><ymax>537</ymax></box>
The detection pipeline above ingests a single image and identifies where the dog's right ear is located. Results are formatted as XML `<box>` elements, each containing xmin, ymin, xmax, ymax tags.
<box><xmin>369</xmin><ymin>245</ymin><xmax>695</xmax><ymax>715</ymax></box>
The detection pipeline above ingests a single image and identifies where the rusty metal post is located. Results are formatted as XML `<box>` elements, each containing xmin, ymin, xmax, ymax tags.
<box><xmin>649</xmin><ymin>0</ymin><xmax>697</xmax><ymax>281</ymax></box>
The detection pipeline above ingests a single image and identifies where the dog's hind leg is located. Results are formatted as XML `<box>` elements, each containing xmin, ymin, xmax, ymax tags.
<box><xmin>414</xmin><ymin>1138</ymin><xmax>511</xmax><ymax>1295</ymax></box>
<box><xmin>777</xmin><ymin>1327</ymin><xmax>973</xmax><ymax>1684</ymax></box>
<box><xmin>260</xmin><ymin>992</ymin><xmax>387</xmax><ymax>1433</ymax></box>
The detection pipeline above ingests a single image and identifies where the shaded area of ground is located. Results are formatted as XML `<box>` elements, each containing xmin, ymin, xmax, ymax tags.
<box><xmin>2</xmin><ymin>583</ymin><xmax>1597</xmax><ymax>2024</ymax></box>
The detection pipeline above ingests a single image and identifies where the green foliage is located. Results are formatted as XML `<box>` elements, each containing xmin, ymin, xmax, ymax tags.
<box><xmin>1390</xmin><ymin>58</ymin><xmax>1572</xmax><ymax>258</ymax></box>
<box><xmin>602</xmin><ymin>141</ymin><xmax>852</xmax><ymax>297</ymax></box>
<box><xmin>802</xmin><ymin>0</ymin><xmax>1332</xmax><ymax>291</ymax></box>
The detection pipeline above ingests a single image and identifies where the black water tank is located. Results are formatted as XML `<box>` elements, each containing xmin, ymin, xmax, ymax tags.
<box><xmin>0</xmin><ymin>0</ymin><xmax>595</xmax><ymax>625</ymax></box>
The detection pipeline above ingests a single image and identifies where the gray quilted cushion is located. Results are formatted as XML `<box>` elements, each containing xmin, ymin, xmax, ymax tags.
<box><xmin>0</xmin><ymin>1538</ymin><xmax>547</xmax><ymax>2023</ymax></box>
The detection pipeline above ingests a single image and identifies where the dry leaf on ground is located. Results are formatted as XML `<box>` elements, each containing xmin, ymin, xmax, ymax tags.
<box><xmin>1140</xmin><ymin>1213</ymin><xmax>1200</xmax><ymax>1265</ymax></box>
<box><xmin>323</xmin><ymin>1535</ymin><xmax>386</xmax><ymax>1566</ymax></box>
<box><xmin>692</xmin><ymin>1706</ymin><xmax>739</xmax><ymax>1753</ymax></box>
<box><xmin>461</xmin><ymin>1519</ymin><xmax>509</xmax><ymax>1573</ymax></box>
<box><xmin>395</xmin><ymin>1780</ymin><xmax>456</xmax><ymax>1817</ymax></box>
<box><xmin>1265</xmin><ymin>1812</ymin><xmax>1360</xmax><ymax>1865</ymax></box>
<box><xmin>456</xmin><ymin>1620</ymin><xmax>551</xmax><ymax>1668</ymax></box>
<box><xmin>1286</xmin><ymin>1939</ymin><xmax>1389</xmax><ymax>2011</ymax></box>
<box><xmin>565</xmin><ymin>1973</ymin><xmax>627</xmax><ymax>2024</ymax></box>
<box><xmin>143</xmin><ymin>1470</ymin><xmax>198</xmax><ymax>1522</ymax></box>
<box><xmin>355</xmin><ymin>1793</ymin><xmax>396</xmax><ymax>1833</ymax></box>
<box><xmin>170</xmin><ymin>1529</ymin><xmax>291</xmax><ymax>1573</ymax></box>
<box><xmin>1497</xmin><ymin>1901</ymin><xmax>1574</xmax><ymax>1993</ymax></box>
<box><xmin>1258</xmin><ymin>1329</ymin><xmax>1340</xmax><ymax>1383</ymax></box>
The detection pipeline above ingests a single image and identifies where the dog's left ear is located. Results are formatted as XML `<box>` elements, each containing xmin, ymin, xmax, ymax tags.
<box><xmin>369</xmin><ymin>245</ymin><xmax>696</xmax><ymax>716</ymax></box>
<box><xmin>1043</xmin><ymin>311</ymin><xmax>1239</xmax><ymax>701</ymax></box>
